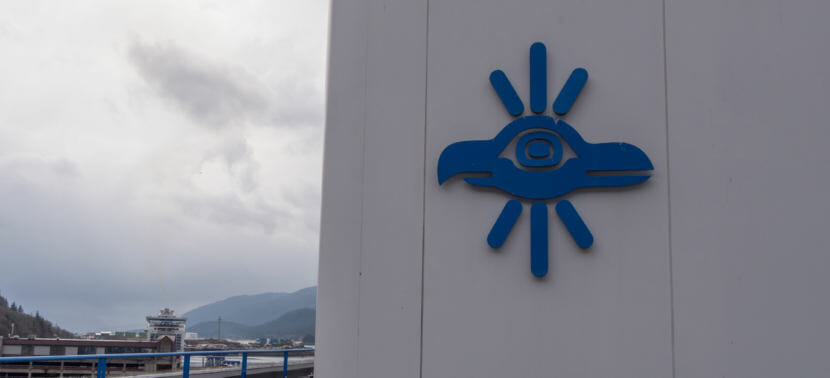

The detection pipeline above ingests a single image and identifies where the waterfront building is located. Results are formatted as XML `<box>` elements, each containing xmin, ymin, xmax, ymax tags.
<box><xmin>0</xmin><ymin>336</ymin><xmax>176</xmax><ymax>376</ymax></box>
<box><xmin>145</xmin><ymin>308</ymin><xmax>186</xmax><ymax>352</ymax></box>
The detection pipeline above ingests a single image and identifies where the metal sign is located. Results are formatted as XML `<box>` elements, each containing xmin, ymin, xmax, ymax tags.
<box><xmin>437</xmin><ymin>42</ymin><xmax>653</xmax><ymax>278</ymax></box>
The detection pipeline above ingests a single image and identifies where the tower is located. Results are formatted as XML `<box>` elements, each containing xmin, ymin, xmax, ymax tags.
<box><xmin>146</xmin><ymin>308</ymin><xmax>187</xmax><ymax>352</ymax></box>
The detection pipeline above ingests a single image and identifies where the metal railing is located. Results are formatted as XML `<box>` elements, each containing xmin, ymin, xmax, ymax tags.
<box><xmin>0</xmin><ymin>348</ymin><xmax>314</xmax><ymax>378</ymax></box>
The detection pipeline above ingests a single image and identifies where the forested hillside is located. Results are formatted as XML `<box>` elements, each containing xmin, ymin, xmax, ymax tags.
<box><xmin>0</xmin><ymin>293</ymin><xmax>74</xmax><ymax>338</ymax></box>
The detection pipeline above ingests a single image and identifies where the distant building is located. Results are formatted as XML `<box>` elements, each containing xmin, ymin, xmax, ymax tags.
<box><xmin>146</xmin><ymin>308</ymin><xmax>186</xmax><ymax>352</ymax></box>
<box><xmin>0</xmin><ymin>336</ymin><xmax>177</xmax><ymax>376</ymax></box>
<box><xmin>184</xmin><ymin>332</ymin><xmax>199</xmax><ymax>340</ymax></box>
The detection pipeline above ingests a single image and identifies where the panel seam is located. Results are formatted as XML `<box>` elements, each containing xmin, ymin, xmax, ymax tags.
<box><xmin>418</xmin><ymin>0</ymin><xmax>430</xmax><ymax>377</ymax></box>
<box><xmin>355</xmin><ymin>0</ymin><xmax>370</xmax><ymax>376</ymax></box>
<box><xmin>661</xmin><ymin>0</ymin><xmax>676</xmax><ymax>377</ymax></box>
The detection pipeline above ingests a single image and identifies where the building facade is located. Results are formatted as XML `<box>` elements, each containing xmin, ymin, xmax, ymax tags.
<box><xmin>145</xmin><ymin>308</ymin><xmax>186</xmax><ymax>352</ymax></box>
<box><xmin>317</xmin><ymin>0</ymin><xmax>830</xmax><ymax>377</ymax></box>
<box><xmin>0</xmin><ymin>336</ymin><xmax>176</xmax><ymax>376</ymax></box>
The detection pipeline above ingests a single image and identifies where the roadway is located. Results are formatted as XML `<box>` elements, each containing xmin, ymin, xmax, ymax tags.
<box><xmin>134</xmin><ymin>362</ymin><xmax>314</xmax><ymax>378</ymax></box>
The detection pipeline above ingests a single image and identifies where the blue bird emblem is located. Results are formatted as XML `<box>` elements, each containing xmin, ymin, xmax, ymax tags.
<box><xmin>437</xmin><ymin>42</ymin><xmax>653</xmax><ymax>278</ymax></box>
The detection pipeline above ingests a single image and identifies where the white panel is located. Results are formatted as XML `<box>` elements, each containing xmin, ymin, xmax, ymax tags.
<box><xmin>315</xmin><ymin>0</ymin><xmax>367</xmax><ymax>376</ymax></box>
<box><xmin>65</xmin><ymin>346</ymin><xmax>77</xmax><ymax>355</ymax></box>
<box><xmin>356</xmin><ymin>0</ymin><xmax>427</xmax><ymax>377</ymax></box>
<box><xmin>422</xmin><ymin>1</ymin><xmax>671</xmax><ymax>377</ymax></box>
<box><xmin>317</xmin><ymin>0</ymin><xmax>427</xmax><ymax>377</ymax></box>
<box><xmin>33</xmin><ymin>346</ymin><xmax>50</xmax><ymax>356</ymax></box>
<box><xmin>666</xmin><ymin>1</ymin><xmax>830</xmax><ymax>377</ymax></box>
<box><xmin>2</xmin><ymin>345</ymin><xmax>22</xmax><ymax>355</ymax></box>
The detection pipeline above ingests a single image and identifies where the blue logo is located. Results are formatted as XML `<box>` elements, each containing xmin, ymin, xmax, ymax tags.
<box><xmin>437</xmin><ymin>42</ymin><xmax>653</xmax><ymax>278</ymax></box>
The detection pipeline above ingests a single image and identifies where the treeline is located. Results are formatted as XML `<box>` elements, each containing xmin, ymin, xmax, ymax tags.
<box><xmin>0</xmin><ymin>293</ymin><xmax>74</xmax><ymax>338</ymax></box>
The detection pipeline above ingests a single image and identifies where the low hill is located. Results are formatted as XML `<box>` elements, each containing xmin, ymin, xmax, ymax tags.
<box><xmin>0</xmin><ymin>293</ymin><xmax>74</xmax><ymax>338</ymax></box>
<box><xmin>183</xmin><ymin>287</ymin><xmax>316</xmax><ymax>326</ymax></box>
<box><xmin>248</xmin><ymin>308</ymin><xmax>315</xmax><ymax>338</ymax></box>
<box><xmin>188</xmin><ymin>308</ymin><xmax>315</xmax><ymax>339</ymax></box>
<box><xmin>187</xmin><ymin>319</ymin><xmax>249</xmax><ymax>339</ymax></box>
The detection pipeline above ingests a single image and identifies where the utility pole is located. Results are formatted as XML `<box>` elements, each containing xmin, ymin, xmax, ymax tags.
<box><xmin>217</xmin><ymin>317</ymin><xmax>221</xmax><ymax>340</ymax></box>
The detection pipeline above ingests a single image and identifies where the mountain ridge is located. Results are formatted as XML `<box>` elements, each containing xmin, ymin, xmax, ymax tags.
<box><xmin>183</xmin><ymin>287</ymin><xmax>316</xmax><ymax>326</ymax></box>
<box><xmin>188</xmin><ymin>308</ymin><xmax>315</xmax><ymax>339</ymax></box>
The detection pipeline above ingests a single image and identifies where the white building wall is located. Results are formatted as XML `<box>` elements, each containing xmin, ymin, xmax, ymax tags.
<box><xmin>318</xmin><ymin>0</ymin><xmax>830</xmax><ymax>377</ymax></box>
<box><xmin>666</xmin><ymin>1</ymin><xmax>830</xmax><ymax>377</ymax></box>
<box><xmin>33</xmin><ymin>346</ymin><xmax>50</xmax><ymax>355</ymax></box>
<box><xmin>1</xmin><ymin>345</ymin><xmax>22</xmax><ymax>355</ymax></box>
<box><xmin>315</xmin><ymin>0</ymin><xmax>427</xmax><ymax>377</ymax></box>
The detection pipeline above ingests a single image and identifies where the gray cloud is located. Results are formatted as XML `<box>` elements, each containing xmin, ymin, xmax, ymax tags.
<box><xmin>129</xmin><ymin>40</ymin><xmax>321</xmax><ymax>129</ymax></box>
<box><xmin>175</xmin><ymin>194</ymin><xmax>288</xmax><ymax>233</ymax></box>
<box><xmin>204</xmin><ymin>138</ymin><xmax>260</xmax><ymax>192</ymax></box>
<box><xmin>50</xmin><ymin>159</ymin><xmax>80</xmax><ymax>177</ymax></box>
<box><xmin>129</xmin><ymin>40</ymin><xmax>269</xmax><ymax>127</ymax></box>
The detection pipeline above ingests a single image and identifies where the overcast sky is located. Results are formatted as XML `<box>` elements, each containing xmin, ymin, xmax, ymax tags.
<box><xmin>0</xmin><ymin>1</ymin><xmax>328</xmax><ymax>332</ymax></box>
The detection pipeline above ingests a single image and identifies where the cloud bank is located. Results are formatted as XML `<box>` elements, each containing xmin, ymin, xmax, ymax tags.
<box><xmin>0</xmin><ymin>1</ymin><xmax>328</xmax><ymax>332</ymax></box>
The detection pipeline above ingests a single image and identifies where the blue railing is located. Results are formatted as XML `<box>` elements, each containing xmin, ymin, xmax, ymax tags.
<box><xmin>0</xmin><ymin>348</ymin><xmax>314</xmax><ymax>378</ymax></box>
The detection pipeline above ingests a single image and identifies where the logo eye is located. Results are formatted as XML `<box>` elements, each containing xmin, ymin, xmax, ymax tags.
<box><xmin>515</xmin><ymin>131</ymin><xmax>563</xmax><ymax>168</ymax></box>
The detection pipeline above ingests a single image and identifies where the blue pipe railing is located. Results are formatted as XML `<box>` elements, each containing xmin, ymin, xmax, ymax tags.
<box><xmin>0</xmin><ymin>348</ymin><xmax>314</xmax><ymax>378</ymax></box>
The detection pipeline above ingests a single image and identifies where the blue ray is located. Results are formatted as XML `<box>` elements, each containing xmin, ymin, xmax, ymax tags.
<box><xmin>487</xmin><ymin>199</ymin><xmax>523</xmax><ymax>248</ymax></box>
<box><xmin>489</xmin><ymin>70</ymin><xmax>524</xmax><ymax>116</ymax></box>
<box><xmin>530</xmin><ymin>202</ymin><xmax>548</xmax><ymax>277</ymax></box>
<box><xmin>529</xmin><ymin>42</ymin><xmax>547</xmax><ymax>114</ymax></box>
<box><xmin>555</xmin><ymin>200</ymin><xmax>593</xmax><ymax>249</ymax></box>
<box><xmin>553</xmin><ymin>68</ymin><xmax>588</xmax><ymax>116</ymax></box>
